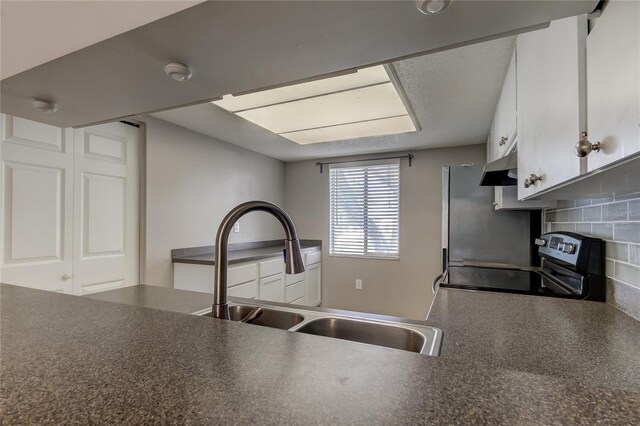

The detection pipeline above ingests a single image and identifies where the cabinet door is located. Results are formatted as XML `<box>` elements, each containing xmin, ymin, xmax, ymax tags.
<box><xmin>486</xmin><ymin>120</ymin><xmax>497</xmax><ymax>162</ymax></box>
<box><xmin>259</xmin><ymin>273</ymin><xmax>284</xmax><ymax>303</ymax></box>
<box><xmin>494</xmin><ymin>49</ymin><xmax>517</xmax><ymax>158</ymax></box>
<box><xmin>586</xmin><ymin>0</ymin><xmax>640</xmax><ymax>171</ymax></box>
<box><xmin>517</xmin><ymin>16</ymin><xmax>587</xmax><ymax>199</ymax></box>
<box><xmin>305</xmin><ymin>263</ymin><xmax>321</xmax><ymax>306</ymax></box>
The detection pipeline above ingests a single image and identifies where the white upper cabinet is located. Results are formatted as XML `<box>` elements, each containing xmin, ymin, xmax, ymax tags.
<box><xmin>490</xmin><ymin>49</ymin><xmax>517</xmax><ymax>161</ymax></box>
<box><xmin>585</xmin><ymin>0</ymin><xmax>640</xmax><ymax>171</ymax></box>
<box><xmin>517</xmin><ymin>16</ymin><xmax>587</xmax><ymax>199</ymax></box>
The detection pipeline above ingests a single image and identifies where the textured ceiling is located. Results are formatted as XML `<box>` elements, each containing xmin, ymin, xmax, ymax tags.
<box><xmin>0</xmin><ymin>1</ymin><xmax>204</xmax><ymax>79</ymax></box>
<box><xmin>152</xmin><ymin>36</ymin><xmax>516</xmax><ymax>162</ymax></box>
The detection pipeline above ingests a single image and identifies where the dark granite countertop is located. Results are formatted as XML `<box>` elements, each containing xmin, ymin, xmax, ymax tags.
<box><xmin>2</xmin><ymin>284</ymin><xmax>639</xmax><ymax>424</ymax></box>
<box><xmin>426</xmin><ymin>288</ymin><xmax>640</xmax><ymax>392</ymax></box>
<box><xmin>172</xmin><ymin>239</ymin><xmax>321</xmax><ymax>265</ymax></box>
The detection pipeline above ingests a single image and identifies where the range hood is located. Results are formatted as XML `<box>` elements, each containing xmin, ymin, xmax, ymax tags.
<box><xmin>479</xmin><ymin>151</ymin><xmax>518</xmax><ymax>186</ymax></box>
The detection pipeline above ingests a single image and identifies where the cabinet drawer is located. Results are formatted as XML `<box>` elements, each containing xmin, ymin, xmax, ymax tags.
<box><xmin>289</xmin><ymin>295</ymin><xmax>305</xmax><ymax>305</ymax></box>
<box><xmin>285</xmin><ymin>281</ymin><xmax>305</xmax><ymax>303</ymax></box>
<box><xmin>259</xmin><ymin>257</ymin><xmax>284</xmax><ymax>278</ymax></box>
<box><xmin>227</xmin><ymin>280</ymin><xmax>258</xmax><ymax>299</ymax></box>
<box><xmin>285</xmin><ymin>271</ymin><xmax>305</xmax><ymax>285</ymax></box>
<box><xmin>259</xmin><ymin>273</ymin><xmax>285</xmax><ymax>303</ymax></box>
<box><xmin>228</xmin><ymin>262</ymin><xmax>258</xmax><ymax>287</ymax></box>
<box><xmin>305</xmin><ymin>250</ymin><xmax>321</xmax><ymax>265</ymax></box>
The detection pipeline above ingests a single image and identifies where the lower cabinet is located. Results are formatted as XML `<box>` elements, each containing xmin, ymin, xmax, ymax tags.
<box><xmin>305</xmin><ymin>263</ymin><xmax>321</xmax><ymax>307</ymax></box>
<box><xmin>173</xmin><ymin>249</ymin><xmax>321</xmax><ymax>307</ymax></box>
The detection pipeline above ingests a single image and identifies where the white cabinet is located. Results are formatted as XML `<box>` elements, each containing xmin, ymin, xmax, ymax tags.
<box><xmin>172</xmin><ymin>248</ymin><xmax>321</xmax><ymax>307</ymax></box>
<box><xmin>489</xmin><ymin>49</ymin><xmax>517</xmax><ymax>162</ymax></box>
<box><xmin>585</xmin><ymin>0</ymin><xmax>640</xmax><ymax>171</ymax></box>
<box><xmin>516</xmin><ymin>16</ymin><xmax>587</xmax><ymax>199</ymax></box>
<box><xmin>173</xmin><ymin>260</ymin><xmax>259</xmax><ymax>298</ymax></box>
<box><xmin>305</xmin><ymin>251</ymin><xmax>321</xmax><ymax>307</ymax></box>
<box><xmin>493</xmin><ymin>186</ymin><xmax>556</xmax><ymax>210</ymax></box>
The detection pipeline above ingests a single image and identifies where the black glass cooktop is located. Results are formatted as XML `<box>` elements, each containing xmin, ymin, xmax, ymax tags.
<box><xmin>441</xmin><ymin>265</ymin><xmax>582</xmax><ymax>298</ymax></box>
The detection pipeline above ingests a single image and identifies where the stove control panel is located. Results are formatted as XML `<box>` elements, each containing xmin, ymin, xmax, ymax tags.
<box><xmin>537</xmin><ymin>232</ymin><xmax>603</xmax><ymax>275</ymax></box>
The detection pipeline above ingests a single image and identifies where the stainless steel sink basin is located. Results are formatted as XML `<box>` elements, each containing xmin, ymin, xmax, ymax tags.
<box><xmin>193</xmin><ymin>302</ymin><xmax>442</xmax><ymax>356</ymax></box>
<box><xmin>293</xmin><ymin>317</ymin><xmax>426</xmax><ymax>353</ymax></box>
<box><xmin>198</xmin><ymin>305</ymin><xmax>305</xmax><ymax>330</ymax></box>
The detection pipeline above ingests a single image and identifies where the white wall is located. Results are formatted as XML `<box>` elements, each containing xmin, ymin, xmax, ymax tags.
<box><xmin>143</xmin><ymin>117</ymin><xmax>285</xmax><ymax>287</ymax></box>
<box><xmin>284</xmin><ymin>144</ymin><xmax>486</xmax><ymax>320</ymax></box>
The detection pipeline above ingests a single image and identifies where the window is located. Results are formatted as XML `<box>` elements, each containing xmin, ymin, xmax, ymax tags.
<box><xmin>329</xmin><ymin>161</ymin><xmax>400</xmax><ymax>259</ymax></box>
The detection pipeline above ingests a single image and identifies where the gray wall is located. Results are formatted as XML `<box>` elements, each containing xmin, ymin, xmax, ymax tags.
<box><xmin>544</xmin><ymin>194</ymin><xmax>640</xmax><ymax>320</ymax></box>
<box><xmin>284</xmin><ymin>144</ymin><xmax>486</xmax><ymax>320</ymax></box>
<box><xmin>143</xmin><ymin>117</ymin><xmax>285</xmax><ymax>287</ymax></box>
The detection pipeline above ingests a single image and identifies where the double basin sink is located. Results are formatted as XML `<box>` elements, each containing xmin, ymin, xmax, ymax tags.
<box><xmin>193</xmin><ymin>303</ymin><xmax>442</xmax><ymax>356</ymax></box>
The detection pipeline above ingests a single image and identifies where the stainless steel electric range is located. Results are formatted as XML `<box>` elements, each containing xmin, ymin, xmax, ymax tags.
<box><xmin>440</xmin><ymin>232</ymin><xmax>606</xmax><ymax>301</ymax></box>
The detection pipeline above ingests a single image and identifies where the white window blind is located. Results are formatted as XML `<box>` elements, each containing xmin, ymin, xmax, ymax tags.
<box><xmin>329</xmin><ymin>161</ymin><xmax>400</xmax><ymax>259</ymax></box>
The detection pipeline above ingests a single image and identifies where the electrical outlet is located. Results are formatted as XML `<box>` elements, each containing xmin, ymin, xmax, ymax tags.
<box><xmin>233</xmin><ymin>222</ymin><xmax>240</xmax><ymax>233</ymax></box>
<box><xmin>355</xmin><ymin>279</ymin><xmax>363</xmax><ymax>290</ymax></box>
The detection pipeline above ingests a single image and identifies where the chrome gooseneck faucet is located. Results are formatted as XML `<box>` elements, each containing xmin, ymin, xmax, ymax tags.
<box><xmin>212</xmin><ymin>201</ymin><xmax>305</xmax><ymax>320</ymax></box>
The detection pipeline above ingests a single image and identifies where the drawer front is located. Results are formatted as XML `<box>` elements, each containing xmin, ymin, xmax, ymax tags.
<box><xmin>259</xmin><ymin>273</ymin><xmax>285</xmax><ymax>302</ymax></box>
<box><xmin>285</xmin><ymin>270</ymin><xmax>305</xmax><ymax>285</ymax></box>
<box><xmin>227</xmin><ymin>280</ymin><xmax>258</xmax><ymax>299</ymax></box>
<box><xmin>305</xmin><ymin>250</ymin><xmax>321</xmax><ymax>265</ymax></box>
<box><xmin>259</xmin><ymin>257</ymin><xmax>284</xmax><ymax>278</ymax></box>
<box><xmin>228</xmin><ymin>262</ymin><xmax>258</xmax><ymax>287</ymax></box>
<box><xmin>289</xmin><ymin>295</ymin><xmax>305</xmax><ymax>305</ymax></box>
<box><xmin>285</xmin><ymin>281</ymin><xmax>305</xmax><ymax>303</ymax></box>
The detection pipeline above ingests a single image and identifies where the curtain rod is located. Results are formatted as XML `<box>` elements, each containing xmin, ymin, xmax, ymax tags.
<box><xmin>315</xmin><ymin>154</ymin><xmax>413</xmax><ymax>174</ymax></box>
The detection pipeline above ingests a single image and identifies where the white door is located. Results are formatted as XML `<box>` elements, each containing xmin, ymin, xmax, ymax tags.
<box><xmin>1</xmin><ymin>115</ymin><xmax>74</xmax><ymax>292</ymax></box>
<box><xmin>586</xmin><ymin>0</ymin><xmax>640</xmax><ymax>171</ymax></box>
<box><xmin>73</xmin><ymin>122</ymin><xmax>139</xmax><ymax>295</ymax></box>
<box><xmin>517</xmin><ymin>16</ymin><xmax>587</xmax><ymax>199</ymax></box>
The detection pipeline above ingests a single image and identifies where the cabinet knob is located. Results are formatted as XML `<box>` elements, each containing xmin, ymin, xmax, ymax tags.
<box><xmin>498</xmin><ymin>136</ymin><xmax>508</xmax><ymax>146</ymax></box>
<box><xmin>575</xmin><ymin>132</ymin><xmax>601</xmax><ymax>157</ymax></box>
<box><xmin>523</xmin><ymin>174</ymin><xmax>542</xmax><ymax>188</ymax></box>
<box><xmin>62</xmin><ymin>273</ymin><xmax>72</xmax><ymax>280</ymax></box>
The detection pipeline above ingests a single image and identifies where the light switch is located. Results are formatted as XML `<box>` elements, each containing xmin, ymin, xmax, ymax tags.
<box><xmin>355</xmin><ymin>279</ymin><xmax>363</xmax><ymax>290</ymax></box>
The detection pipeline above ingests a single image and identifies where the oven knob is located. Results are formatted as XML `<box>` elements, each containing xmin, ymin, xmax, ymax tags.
<box><xmin>561</xmin><ymin>243</ymin><xmax>576</xmax><ymax>254</ymax></box>
<box><xmin>534</xmin><ymin>238</ymin><xmax>547</xmax><ymax>247</ymax></box>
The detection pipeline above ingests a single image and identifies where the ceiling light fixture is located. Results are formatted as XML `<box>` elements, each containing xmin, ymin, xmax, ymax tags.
<box><xmin>32</xmin><ymin>99</ymin><xmax>58</xmax><ymax>113</ymax></box>
<box><xmin>416</xmin><ymin>0</ymin><xmax>452</xmax><ymax>15</ymax></box>
<box><xmin>164</xmin><ymin>62</ymin><xmax>192</xmax><ymax>81</ymax></box>
<box><xmin>212</xmin><ymin>65</ymin><xmax>419</xmax><ymax>145</ymax></box>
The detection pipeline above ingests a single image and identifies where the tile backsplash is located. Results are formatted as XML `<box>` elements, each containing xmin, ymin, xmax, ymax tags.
<box><xmin>544</xmin><ymin>193</ymin><xmax>640</xmax><ymax>320</ymax></box>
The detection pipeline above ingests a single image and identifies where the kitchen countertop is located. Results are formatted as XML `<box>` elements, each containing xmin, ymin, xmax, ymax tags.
<box><xmin>172</xmin><ymin>239</ymin><xmax>321</xmax><ymax>265</ymax></box>
<box><xmin>426</xmin><ymin>288</ymin><xmax>640</xmax><ymax>392</ymax></box>
<box><xmin>2</xmin><ymin>284</ymin><xmax>640</xmax><ymax>424</ymax></box>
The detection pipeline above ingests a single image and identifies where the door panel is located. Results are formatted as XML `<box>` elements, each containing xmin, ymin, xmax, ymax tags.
<box><xmin>73</xmin><ymin>122</ymin><xmax>139</xmax><ymax>295</ymax></box>
<box><xmin>1</xmin><ymin>115</ymin><xmax>73</xmax><ymax>292</ymax></box>
<box><xmin>83</xmin><ymin>173</ymin><xmax>125</xmax><ymax>256</ymax></box>
<box><xmin>7</xmin><ymin>163</ymin><xmax>63</xmax><ymax>261</ymax></box>
<box><xmin>3</xmin><ymin>115</ymin><xmax>64</xmax><ymax>152</ymax></box>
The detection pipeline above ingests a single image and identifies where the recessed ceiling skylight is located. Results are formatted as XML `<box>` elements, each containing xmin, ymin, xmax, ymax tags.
<box><xmin>212</xmin><ymin>65</ymin><xmax>419</xmax><ymax>145</ymax></box>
